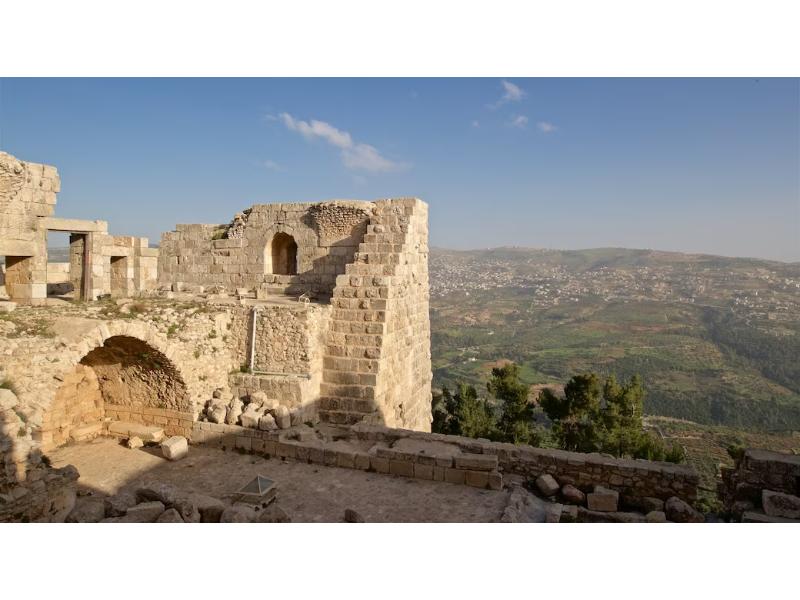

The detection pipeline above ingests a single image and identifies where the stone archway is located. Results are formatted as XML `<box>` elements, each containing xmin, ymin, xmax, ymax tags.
<box><xmin>39</xmin><ymin>328</ymin><xmax>192</xmax><ymax>451</ymax></box>
<box><xmin>266</xmin><ymin>232</ymin><xmax>298</xmax><ymax>275</ymax></box>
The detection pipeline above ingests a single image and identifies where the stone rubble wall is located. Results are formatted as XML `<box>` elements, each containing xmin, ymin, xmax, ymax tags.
<box><xmin>720</xmin><ymin>448</ymin><xmax>800</xmax><ymax>520</ymax></box>
<box><xmin>1</xmin><ymin>388</ymin><xmax>79</xmax><ymax>522</ymax></box>
<box><xmin>320</xmin><ymin>198</ymin><xmax>432</xmax><ymax>431</ymax></box>
<box><xmin>158</xmin><ymin>200</ymin><xmax>373</xmax><ymax>297</ymax></box>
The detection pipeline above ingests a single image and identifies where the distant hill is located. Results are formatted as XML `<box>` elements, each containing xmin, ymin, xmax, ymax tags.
<box><xmin>430</xmin><ymin>246</ymin><xmax>800</xmax><ymax>432</ymax></box>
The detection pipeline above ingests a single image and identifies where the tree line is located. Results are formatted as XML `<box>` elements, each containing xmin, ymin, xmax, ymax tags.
<box><xmin>431</xmin><ymin>363</ymin><xmax>685</xmax><ymax>463</ymax></box>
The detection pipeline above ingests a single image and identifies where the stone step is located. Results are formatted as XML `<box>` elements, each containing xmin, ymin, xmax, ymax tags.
<box><xmin>108</xmin><ymin>421</ymin><xmax>165</xmax><ymax>443</ymax></box>
<box><xmin>69</xmin><ymin>422</ymin><xmax>103</xmax><ymax>443</ymax></box>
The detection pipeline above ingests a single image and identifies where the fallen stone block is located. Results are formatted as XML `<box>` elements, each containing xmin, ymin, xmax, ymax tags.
<box><xmin>561</xmin><ymin>484</ymin><xmax>586</xmax><ymax>505</ymax></box>
<box><xmin>220</xmin><ymin>503</ymin><xmax>257</xmax><ymax>523</ymax></box>
<box><xmin>535</xmin><ymin>474</ymin><xmax>560</xmax><ymax>497</ymax></box>
<box><xmin>172</xmin><ymin>498</ymin><xmax>201</xmax><ymax>523</ymax></box>
<box><xmin>259</xmin><ymin>414</ymin><xmax>278</xmax><ymax>431</ymax></box>
<box><xmin>239</xmin><ymin>407</ymin><xmax>263</xmax><ymax>429</ymax></box>
<box><xmin>0</xmin><ymin>301</ymin><xmax>17</xmax><ymax>313</ymax></box>
<box><xmin>577</xmin><ymin>507</ymin><xmax>646</xmax><ymax>523</ymax></box>
<box><xmin>108</xmin><ymin>421</ymin><xmax>164</xmax><ymax>443</ymax></box>
<box><xmin>645</xmin><ymin>510</ymin><xmax>668</xmax><ymax>523</ymax></box>
<box><xmin>762</xmin><ymin>490</ymin><xmax>800</xmax><ymax>520</ymax></box>
<box><xmin>161</xmin><ymin>436</ymin><xmax>188</xmax><ymax>461</ymax></box>
<box><xmin>226</xmin><ymin>399</ymin><xmax>243</xmax><ymax>425</ymax></box>
<box><xmin>121</xmin><ymin>501</ymin><xmax>166</xmax><ymax>523</ymax></box>
<box><xmin>271</xmin><ymin>405</ymin><xmax>291</xmax><ymax>429</ymax></box>
<box><xmin>136</xmin><ymin>482</ymin><xmax>181</xmax><ymax>506</ymax></box>
<box><xmin>126</xmin><ymin>436</ymin><xmax>144</xmax><ymax>449</ymax></box>
<box><xmin>69</xmin><ymin>422</ymin><xmax>102</xmax><ymax>443</ymax></box>
<box><xmin>187</xmin><ymin>493</ymin><xmax>226</xmax><ymax>523</ymax></box>
<box><xmin>208</xmin><ymin>406</ymin><xmax>227</xmax><ymax>424</ymax></box>
<box><xmin>66</xmin><ymin>497</ymin><xmax>106</xmax><ymax>523</ymax></box>
<box><xmin>156</xmin><ymin>508</ymin><xmax>184</xmax><ymax>523</ymax></box>
<box><xmin>742</xmin><ymin>510</ymin><xmax>800</xmax><ymax>523</ymax></box>
<box><xmin>104</xmin><ymin>491</ymin><xmax>137</xmax><ymax>517</ymax></box>
<box><xmin>587</xmin><ymin>486</ymin><xmax>619</xmax><ymax>512</ymax></box>
<box><xmin>664</xmin><ymin>496</ymin><xmax>704</xmax><ymax>523</ymax></box>
<box><xmin>641</xmin><ymin>496</ymin><xmax>665</xmax><ymax>513</ymax></box>
<box><xmin>257</xmin><ymin>503</ymin><xmax>291</xmax><ymax>523</ymax></box>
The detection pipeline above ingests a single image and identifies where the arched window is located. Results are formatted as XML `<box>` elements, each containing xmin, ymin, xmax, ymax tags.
<box><xmin>266</xmin><ymin>232</ymin><xmax>298</xmax><ymax>275</ymax></box>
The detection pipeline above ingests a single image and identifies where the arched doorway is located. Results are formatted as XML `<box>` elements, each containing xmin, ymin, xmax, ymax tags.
<box><xmin>266</xmin><ymin>232</ymin><xmax>298</xmax><ymax>275</ymax></box>
<box><xmin>40</xmin><ymin>335</ymin><xmax>190</xmax><ymax>450</ymax></box>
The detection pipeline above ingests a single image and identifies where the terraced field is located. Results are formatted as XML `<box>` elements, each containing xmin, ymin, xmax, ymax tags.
<box><xmin>430</xmin><ymin>248</ymin><xmax>800</xmax><ymax>432</ymax></box>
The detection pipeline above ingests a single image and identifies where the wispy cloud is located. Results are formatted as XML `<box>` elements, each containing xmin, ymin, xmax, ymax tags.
<box><xmin>264</xmin><ymin>159</ymin><xmax>285</xmax><ymax>171</ymax></box>
<box><xmin>471</xmin><ymin>120</ymin><xmax>480</xmax><ymax>128</ymax></box>
<box><xmin>277</xmin><ymin>112</ymin><xmax>405</xmax><ymax>173</ymax></box>
<box><xmin>536</xmin><ymin>121</ymin><xmax>557</xmax><ymax>133</ymax></box>
<box><xmin>489</xmin><ymin>79</ymin><xmax>526</xmax><ymax>109</ymax></box>
<box><xmin>510</xmin><ymin>115</ymin><xmax>529</xmax><ymax>129</ymax></box>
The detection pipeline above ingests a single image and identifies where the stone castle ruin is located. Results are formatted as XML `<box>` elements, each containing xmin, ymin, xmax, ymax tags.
<box><xmin>0</xmin><ymin>152</ymin><xmax>157</xmax><ymax>304</ymax></box>
<box><xmin>9</xmin><ymin>149</ymin><xmax>791</xmax><ymax>524</ymax></box>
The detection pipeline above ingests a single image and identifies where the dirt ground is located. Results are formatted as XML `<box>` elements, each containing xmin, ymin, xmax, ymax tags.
<box><xmin>50</xmin><ymin>437</ymin><xmax>510</xmax><ymax>522</ymax></box>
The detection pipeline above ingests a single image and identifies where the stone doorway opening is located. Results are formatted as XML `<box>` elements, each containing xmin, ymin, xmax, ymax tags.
<box><xmin>40</xmin><ymin>335</ymin><xmax>191</xmax><ymax>450</ymax></box>
<box><xmin>110</xmin><ymin>255</ymin><xmax>129</xmax><ymax>297</ymax></box>
<box><xmin>2</xmin><ymin>255</ymin><xmax>34</xmax><ymax>301</ymax></box>
<box><xmin>266</xmin><ymin>232</ymin><xmax>298</xmax><ymax>275</ymax></box>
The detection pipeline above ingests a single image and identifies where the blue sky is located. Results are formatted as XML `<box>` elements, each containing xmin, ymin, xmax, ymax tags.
<box><xmin>1</xmin><ymin>78</ymin><xmax>798</xmax><ymax>261</ymax></box>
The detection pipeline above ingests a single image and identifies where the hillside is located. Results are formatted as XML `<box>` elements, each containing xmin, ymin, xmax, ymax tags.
<box><xmin>430</xmin><ymin>246</ymin><xmax>800</xmax><ymax>431</ymax></box>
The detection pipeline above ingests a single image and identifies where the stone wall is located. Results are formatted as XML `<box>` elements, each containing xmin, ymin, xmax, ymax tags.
<box><xmin>1</xmin><ymin>387</ymin><xmax>78</xmax><ymax>522</ymax></box>
<box><xmin>188</xmin><ymin>420</ymin><xmax>698</xmax><ymax>505</ymax></box>
<box><xmin>320</xmin><ymin>198</ymin><xmax>433</xmax><ymax>431</ymax></box>
<box><xmin>0</xmin><ymin>151</ymin><xmax>158</xmax><ymax>302</ymax></box>
<box><xmin>720</xmin><ymin>448</ymin><xmax>800</xmax><ymax>521</ymax></box>
<box><xmin>158</xmin><ymin>200</ymin><xmax>372</xmax><ymax>297</ymax></box>
<box><xmin>0</xmin><ymin>152</ymin><xmax>58</xmax><ymax>301</ymax></box>
<box><xmin>44</xmin><ymin>364</ymin><xmax>104</xmax><ymax>449</ymax></box>
<box><xmin>347</xmin><ymin>424</ymin><xmax>698</xmax><ymax>505</ymax></box>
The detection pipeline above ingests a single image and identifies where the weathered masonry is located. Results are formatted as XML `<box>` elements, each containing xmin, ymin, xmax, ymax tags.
<box><xmin>159</xmin><ymin>198</ymin><xmax>433</xmax><ymax>431</ymax></box>
<box><xmin>0</xmin><ymin>151</ymin><xmax>157</xmax><ymax>304</ymax></box>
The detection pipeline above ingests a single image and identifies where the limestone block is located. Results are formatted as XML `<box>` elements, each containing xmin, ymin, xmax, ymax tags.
<box><xmin>535</xmin><ymin>474</ymin><xmax>560</xmax><ymax>497</ymax></box>
<box><xmin>259</xmin><ymin>414</ymin><xmax>278</xmax><ymax>430</ymax></box>
<box><xmin>587</xmin><ymin>486</ymin><xmax>619</xmax><ymax>512</ymax></box>
<box><xmin>155</xmin><ymin>508</ymin><xmax>184</xmax><ymax>523</ymax></box>
<box><xmin>271</xmin><ymin>405</ymin><xmax>291</xmax><ymax>429</ymax></box>
<box><xmin>104</xmin><ymin>492</ymin><xmax>137</xmax><ymax>517</ymax></box>
<box><xmin>225</xmin><ymin>399</ymin><xmax>243</xmax><ymax>425</ymax></box>
<box><xmin>220</xmin><ymin>503</ymin><xmax>257</xmax><ymax>523</ymax></box>
<box><xmin>664</xmin><ymin>496</ymin><xmax>704</xmax><ymax>523</ymax></box>
<box><xmin>0</xmin><ymin>301</ymin><xmax>16</xmax><ymax>313</ymax></box>
<box><xmin>762</xmin><ymin>490</ymin><xmax>800</xmax><ymax>520</ymax></box>
<box><xmin>66</xmin><ymin>497</ymin><xmax>106</xmax><ymax>523</ymax></box>
<box><xmin>646</xmin><ymin>510</ymin><xmax>668</xmax><ymax>523</ymax></box>
<box><xmin>161</xmin><ymin>436</ymin><xmax>189</xmax><ymax>461</ymax></box>
<box><xmin>121</xmin><ymin>501</ymin><xmax>166</xmax><ymax>523</ymax></box>
<box><xmin>454</xmin><ymin>454</ymin><xmax>498</xmax><ymax>471</ymax></box>
<box><xmin>126</xmin><ymin>436</ymin><xmax>144</xmax><ymax>449</ymax></box>
<box><xmin>187</xmin><ymin>493</ymin><xmax>226</xmax><ymax>523</ymax></box>
<box><xmin>561</xmin><ymin>484</ymin><xmax>586</xmax><ymax>505</ymax></box>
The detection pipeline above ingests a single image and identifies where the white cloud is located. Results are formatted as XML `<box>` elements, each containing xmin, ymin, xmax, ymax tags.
<box><xmin>510</xmin><ymin>115</ymin><xmax>529</xmax><ymax>129</ymax></box>
<box><xmin>489</xmin><ymin>79</ymin><xmax>526</xmax><ymax>109</ymax></box>
<box><xmin>264</xmin><ymin>159</ymin><xmax>285</xmax><ymax>171</ymax></box>
<box><xmin>501</xmin><ymin>80</ymin><xmax>525</xmax><ymax>102</ymax></box>
<box><xmin>537</xmin><ymin>121</ymin><xmax>557</xmax><ymax>133</ymax></box>
<box><xmin>278</xmin><ymin>112</ymin><xmax>405</xmax><ymax>173</ymax></box>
